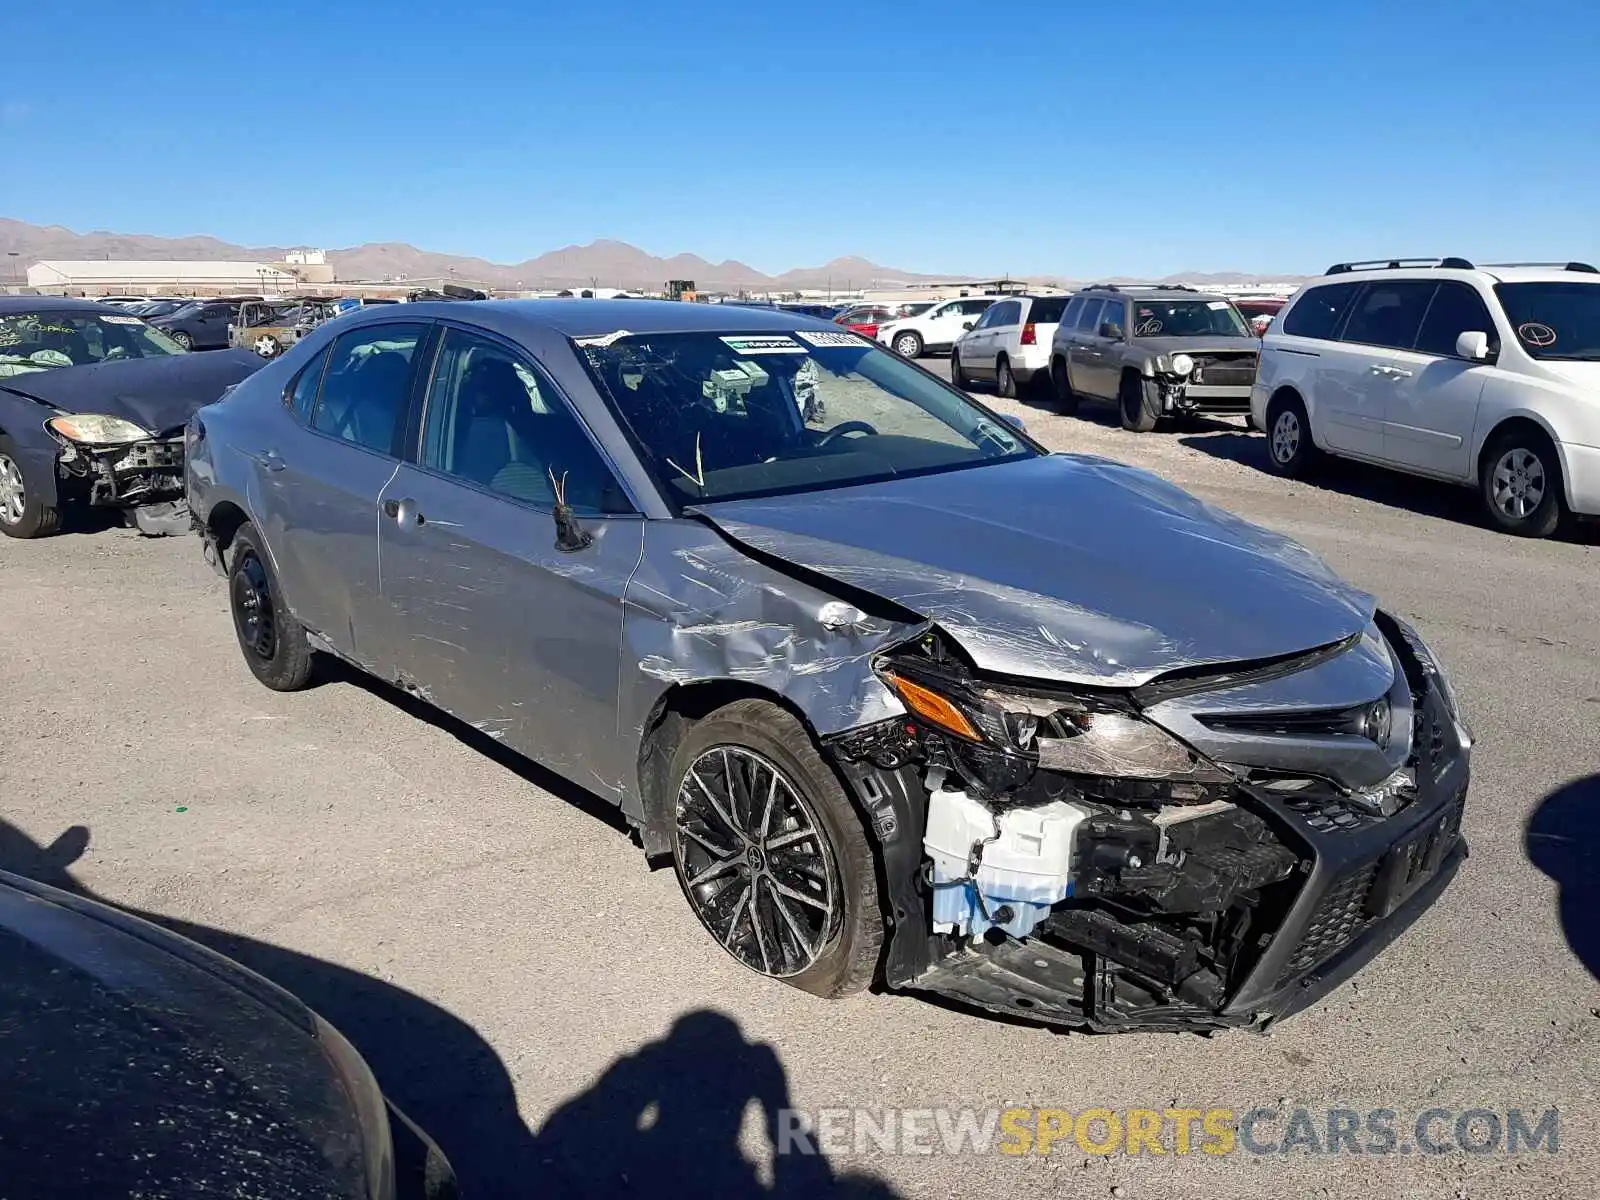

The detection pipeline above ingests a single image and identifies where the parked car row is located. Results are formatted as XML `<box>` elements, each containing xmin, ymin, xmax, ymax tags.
<box><xmin>168</xmin><ymin>297</ymin><xmax>1471</xmax><ymax>1040</ymax></box>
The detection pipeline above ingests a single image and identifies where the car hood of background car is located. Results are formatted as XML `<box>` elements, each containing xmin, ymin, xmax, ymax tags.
<box><xmin>0</xmin><ymin>871</ymin><xmax>370</xmax><ymax>1196</ymax></box>
<box><xmin>0</xmin><ymin>349</ymin><xmax>264</xmax><ymax>434</ymax></box>
<box><xmin>693</xmin><ymin>454</ymin><xmax>1375</xmax><ymax>687</ymax></box>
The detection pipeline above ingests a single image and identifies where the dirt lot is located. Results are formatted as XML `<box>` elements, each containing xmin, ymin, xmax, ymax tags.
<box><xmin>2</xmin><ymin>366</ymin><xmax>1596</xmax><ymax>1199</ymax></box>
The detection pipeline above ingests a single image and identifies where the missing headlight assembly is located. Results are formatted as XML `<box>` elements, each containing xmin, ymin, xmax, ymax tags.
<box><xmin>826</xmin><ymin>620</ymin><xmax>1469</xmax><ymax>1033</ymax></box>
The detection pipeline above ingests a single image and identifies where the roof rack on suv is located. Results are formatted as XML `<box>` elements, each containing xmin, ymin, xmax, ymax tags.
<box><xmin>1325</xmin><ymin>257</ymin><xmax>1475</xmax><ymax>274</ymax></box>
<box><xmin>1481</xmin><ymin>261</ymin><xmax>1599</xmax><ymax>273</ymax></box>
<box><xmin>1082</xmin><ymin>282</ymin><xmax>1198</xmax><ymax>293</ymax></box>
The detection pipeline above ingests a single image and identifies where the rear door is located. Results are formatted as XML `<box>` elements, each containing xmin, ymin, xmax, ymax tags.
<box><xmin>376</xmin><ymin>323</ymin><xmax>644</xmax><ymax>780</ymax></box>
<box><xmin>251</xmin><ymin>320</ymin><xmax>430</xmax><ymax>672</ymax></box>
<box><xmin>977</xmin><ymin>300</ymin><xmax>1021</xmax><ymax>378</ymax></box>
<box><xmin>1067</xmin><ymin>298</ymin><xmax>1105</xmax><ymax>396</ymax></box>
<box><xmin>1322</xmin><ymin>280</ymin><xmax>1435</xmax><ymax>460</ymax></box>
<box><xmin>1381</xmin><ymin>281</ymin><xmax>1495</xmax><ymax>478</ymax></box>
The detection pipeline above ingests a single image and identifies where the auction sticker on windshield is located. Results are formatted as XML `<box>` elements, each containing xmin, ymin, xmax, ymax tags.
<box><xmin>797</xmin><ymin>330</ymin><xmax>867</xmax><ymax>349</ymax></box>
<box><xmin>720</xmin><ymin>335</ymin><xmax>807</xmax><ymax>354</ymax></box>
<box><xmin>102</xmin><ymin>315</ymin><xmax>144</xmax><ymax>325</ymax></box>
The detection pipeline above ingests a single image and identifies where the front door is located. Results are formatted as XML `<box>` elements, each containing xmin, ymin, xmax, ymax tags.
<box><xmin>376</xmin><ymin>324</ymin><xmax>644</xmax><ymax>784</ymax></box>
<box><xmin>1087</xmin><ymin>298</ymin><xmax>1128</xmax><ymax>397</ymax></box>
<box><xmin>1381</xmin><ymin>281</ymin><xmax>1495</xmax><ymax>478</ymax></box>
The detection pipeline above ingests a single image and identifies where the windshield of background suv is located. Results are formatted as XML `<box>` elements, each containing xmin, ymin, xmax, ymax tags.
<box><xmin>1495</xmin><ymin>282</ymin><xmax>1600</xmax><ymax>361</ymax></box>
<box><xmin>1131</xmin><ymin>299</ymin><xmax>1251</xmax><ymax>338</ymax></box>
<box><xmin>579</xmin><ymin>330</ymin><xmax>1037</xmax><ymax>505</ymax></box>
<box><xmin>0</xmin><ymin>310</ymin><xmax>185</xmax><ymax>376</ymax></box>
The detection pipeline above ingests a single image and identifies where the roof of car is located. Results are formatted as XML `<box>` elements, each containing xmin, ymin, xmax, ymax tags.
<box><xmin>0</xmin><ymin>296</ymin><xmax>127</xmax><ymax>315</ymax></box>
<box><xmin>346</xmin><ymin>297</ymin><xmax>842</xmax><ymax>339</ymax></box>
<box><xmin>1077</xmin><ymin>284</ymin><xmax>1227</xmax><ymax>301</ymax></box>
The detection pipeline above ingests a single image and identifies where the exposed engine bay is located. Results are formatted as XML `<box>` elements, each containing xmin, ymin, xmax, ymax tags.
<box><xmin>51</xmin><ymin>431</ymin><xmax>185</xmax><ymax>509</ymax></box>
<box><xmin>828</xmin><ymin>618</ymin><xmax>1470</xmax><ymax>1032</ymax></box>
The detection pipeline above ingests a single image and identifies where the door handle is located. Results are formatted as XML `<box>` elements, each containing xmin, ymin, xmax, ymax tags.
<box><xmin>1387</xmin><ymin>367</ymin><xmax>1414</xmax><ymax>378</ymax></box>
<box><xmin>259</xmin><ymin>449</ymin><xmax>286</xmax><ymax>472</ymax></box>
<box><xmin>1369</xmin><ymin>364</ymin><xmax>1393</xmax><ymax>375</ymax></box>
<box><xmin>382</xmin><ymin>497</ymin><xmax>425</xmax><ymax>526</ymax></box>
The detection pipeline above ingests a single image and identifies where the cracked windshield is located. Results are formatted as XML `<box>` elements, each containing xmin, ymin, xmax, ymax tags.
<box><xmin>580</xmin><ymin>330</ymin><xmax>1036</xmax><ymax>503</ymax></box>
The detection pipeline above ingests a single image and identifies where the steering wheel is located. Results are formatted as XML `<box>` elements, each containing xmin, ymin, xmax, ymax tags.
<box><xmin>816</xmin><ymin>420</ymin><xmax>878</xmax><ymax>447</ymax></box>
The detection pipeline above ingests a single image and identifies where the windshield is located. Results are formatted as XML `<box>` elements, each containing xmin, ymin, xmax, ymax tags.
<box><xmin>0</xmin><ymin>310</ymin><xmax>185</xmax><ymax>377</ymax></box>
<box><xmin>1495</xmin><ymin>282</ymin><xmax>1600</xmax><ymax>361</ymax></box>
<box><xmin>1131</xmin><ymin>299</ymin><xmax>1251</xmax><ymax>338</ymax></box>
<box><xmin>578</xmin><ymin>330</ymin><xmax>1038</xmax><ymax>505</ymax></box>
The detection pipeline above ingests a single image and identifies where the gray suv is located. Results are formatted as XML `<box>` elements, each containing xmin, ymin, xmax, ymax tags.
<box><xmin>1049</xmin><ymin>285</ymin><xmax>1260</xmax><ymax>431</ymax></box>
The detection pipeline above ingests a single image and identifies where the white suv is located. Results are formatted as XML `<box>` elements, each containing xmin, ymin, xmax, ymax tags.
<box><xmin>1252</xmin><ymin>257</ymin><xmax>1600</xmax><ymax>537</ymax></box>
<box><xmin>950</xmin><ymin>294</ymin><xmax>1070</xmax><ymax>397</ymax></box>
<box><xmin>877</xmin><ymin>296</ymin><xmax>998</xmax><ymax>359</ymax></box>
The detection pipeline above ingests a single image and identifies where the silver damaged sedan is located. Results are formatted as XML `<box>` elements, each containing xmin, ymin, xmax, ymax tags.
<box><xmin>185</xmin><ymin>300</ymin><xmax>1472</xmax><ymax>1032</ymax></box>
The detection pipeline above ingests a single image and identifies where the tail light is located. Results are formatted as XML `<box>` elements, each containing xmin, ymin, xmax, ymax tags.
<box><xmin>1020</xmin><ymin>323</ymin><xmax>1037</xmax><ymax>345</ymax></box>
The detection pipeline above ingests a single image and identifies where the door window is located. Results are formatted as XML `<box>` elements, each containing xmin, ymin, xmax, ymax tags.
<box><xmin>419</xmin><ymin>327</ymin><xmax>622</xmax><ymax>513</ymax></box>
<box><xmin>986</xmin><ymin>301</ymin><xmax>1021</xmax><ymax>328</ymax></box>
<box><xmin>927</xmin><ymin>303</ymin><xmax>960</xmax><ymax>322</ymax></box>
<box><xmin>310</xmin><ymin>323</ymin><xmax>426</xmax><ymax>455</ymax></box>
<box><xmin>1339</xmin><ymin>282</ymin><xmax>1436</xmax><ymax>351</ymax></box>
<box><xmin>1281</xmin><ymin>283</ymin><xmax>1361</xmax><ymax>340</ymax></box>
<box><xmin>968</xmin><ymin>306</ymin><xmax>998</xmax><ymax>331</ymax></box>
<box><xmin>958</xmin><ymin>298</ymin><xmax>996</xmax><ymax>316</ymax></box>
<box><xmin>1075</xmin><ymin>299</ymin><xmax>1105</xmax><ymax>332</ymax></box>
<box><xmin>287</xmin><ymin>343</ymin><xmax>333</xmax><ymax>418</ymax></box>
<box><xmin>1098</xmin><ymin>300</ymin><xmax>1126</xmax><ymax>337</ymax></box>
<box><xmin>1414</xmin><ymin>282</ymin><xmax>1497</xmax><ymax>358</ymax></box>
<box><xmin>1060</xmin><ymin>296</ymin><xmax>1086</xmax><ymax>328</ymax></box>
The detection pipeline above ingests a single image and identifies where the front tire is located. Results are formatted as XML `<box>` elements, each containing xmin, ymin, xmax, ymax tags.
<box><xmin>0</xmin><ymin>436</ymin><xmax>61</xmax><ymax>539</ymax></box>
<box><xmin>228</xmin><ymin>522</ymin><xmax>315</xmax><ymax>690</ymax></box>
<box><xmin>1264</xmin><ymin>391</ymin><xmax>1318</xmax><ymax>477</ymax></box>
<box><xmin>668</xmin><ymin>699</ymin><xmax>882</xmax><ymax>998</ymax></box>
<box><xmin>996</xmin><ymin>356</ymin><xmax>1017</xmax><ymax>400</ymax></box>
<box><xmin>1119</xmin><ymin>371</ymin><xmax>1158</xmax><ymax>432</ymax></box>
<box><xmin>891</xmin><ymin>330</ymin><xmax>923</xmax><ymax>359</ymax></box>
<box><xmin>1480</xmin><ymin>428</ymin><xmax>1564</xmax><ymax>537</ymax></box>
<box><xmin>171</xmin><ymin>330</ymin><xmax>194</xmax><ymax>350</ymax></box>
<box><xmin>253</xmin><ymin>335</ymin><xmax>282</xmax><ymax>358</ymax></box>
<box><xmin>950</xmin><ymin>347</ymin><xmax>969</xmax><ymax>391</ymax></box>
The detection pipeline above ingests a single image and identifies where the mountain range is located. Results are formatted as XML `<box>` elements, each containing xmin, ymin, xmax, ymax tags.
<box><xmin>0</xmin><ymin>219</ymin><xmax>958</xmax><ymax>293</ymax></box>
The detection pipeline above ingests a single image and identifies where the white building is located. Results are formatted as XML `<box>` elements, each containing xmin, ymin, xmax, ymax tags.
<box><xmin>26</xmin><ymin>259</ymin><xmax>302</xmax><ymax>296</ymax></box>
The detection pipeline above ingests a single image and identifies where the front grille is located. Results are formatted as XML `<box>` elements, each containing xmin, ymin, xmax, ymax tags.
<box><xmin>1190</xmin><ymin>354</ymin><xmax>1257</xmax><ymax>388</ymax></box>
<box><xmin>1278</xmin><ymin>863</ymin><xmax>1377</xmax><ymax>983</ymax></box>
<box><xmin>1276</xmin><ymin>788</ymin><xmax>1379</xmax><ymax>834</ymax></box>
<box><xmin>112</xmin><ymin>438</ymin><xmax>183</xmax><ymax>471</ymax></box>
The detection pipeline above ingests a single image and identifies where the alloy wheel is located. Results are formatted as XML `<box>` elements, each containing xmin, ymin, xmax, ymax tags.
<box><xmin>1491</xmin><ymin>447</ymin><xmax>1546</xmax><ymax>519</ymax></box>
<box><xmin>231</xmin><ymin>551</ymin><xmax>279</xmax><ymax>661</ymax></box>
<box><xmin>0</xmin><ymin>453</ymin><xmax>25</xmax><ymax>525</ymax></box>
<box><xmin>254</xmin><ymin>336</ymin><xmax>280</xmax><ymax>358</ymax></box>
<box><xmin>674</xmin><ymin>745</ymin><xmax>839</xmax><ymax>978</ymax></box>
<box><xmin>1271</xmin><ymin>410</ymin><xmax>1302</xmax><ymax>464</ymax></box>
<box><xmin>894</xmin><ymin>333</ymin><xmax>919</xmax><ymax>358</ymax></box>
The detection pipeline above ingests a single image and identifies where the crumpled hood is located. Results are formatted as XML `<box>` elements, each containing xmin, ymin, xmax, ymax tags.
<box><xmin>1137</xmin><ymin>335</ymin><xmax>1259</xmax><ymax>357</ymax></box>
<box><xmin>0</xmin><ymin>349</ymin><xmax>264</xmax><ymax>435</ymax></box>
<box><xmin>694</xmin><ymin>454</ymin><xmax>1375</xmax><ymax>686</ymax></box>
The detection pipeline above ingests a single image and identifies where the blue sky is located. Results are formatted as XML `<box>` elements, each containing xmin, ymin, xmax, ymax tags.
<box><xmin>2</xmin><ymin>0</ymin><xmax>1597</xmax><ymax>278</ymax></box>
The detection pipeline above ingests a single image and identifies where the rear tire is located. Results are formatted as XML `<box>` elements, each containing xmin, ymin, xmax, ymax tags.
<box><xmin>1051</xmin><ymin>358</ymin><xmax>1079</xmax><ymax>415</ymax></box>
<box><xmin>891</xmin><ymin>330</ymin><xmax>923</xmax><ymax>359</ymax></box>
<box><xmin>1264</xmin><ymin>392</ymin><xmax>1318</xmax><ymax>477</ymax></box>
<box><xmin>996</xmin><ymin>356</ymin><xmax>1017</xmax><ymax>400</ymax></box>
<box><xmin>253</xmin><ymin>335</ymin><xmax>282</xmax><ymax>359</ymax></box>
<box><xmin>171</xmin><ymin>330</ymin><xmax>194</xmax><ymax>350</ymax></box>
<box><xmin>1480</xmin><ymin>428</ymin><xmax>1564</xmax><ymax>538</ymax></box>
<box><xmin>1119</xmin><ymin>371</ymin><xmax>1158</xmax><ymax>433</ymax></box>
<box><xmin>668</xmin><ymin>699</ymin><xmax>882</xmax><ymax>999</ymax></box>
<box><xmin>0</xmin><ymin>436</ymin><xmax>61</xmax><ymax>540</ymax></box>
<box><xmin>228</xmin><ymin>522</ymin><xmax>315</xmax><ymax>690</ymax></box>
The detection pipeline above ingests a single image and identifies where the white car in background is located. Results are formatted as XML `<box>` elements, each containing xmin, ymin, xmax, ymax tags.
<box><xmin>1253</xmin><ymin>256</ymin><xmax>1600</xmax><ymax>537</ymax></box>
<box><xmin>950</xmin><ymin>294</ymin><xmax>1071</xmax><ymax>397</ymax></box>
<box><xmin>877</xmin><ymin>296</ymin><xmax>997</xmax><ymax>359</ymax></box>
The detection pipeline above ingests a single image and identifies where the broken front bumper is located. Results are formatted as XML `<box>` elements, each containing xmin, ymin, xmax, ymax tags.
<box><xmin>828</xmin><ymin>664</ymin><xmax>1470</xmax><ymax>1034</ymax></box>
<box><xmin>55</xmin><ymin>434</ymin><xmax>185</xmax><ymax>510</ymax></box>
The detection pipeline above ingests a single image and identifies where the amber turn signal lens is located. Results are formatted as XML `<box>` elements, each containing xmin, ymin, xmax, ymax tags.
<box><xmin>880</xmin><ymin>671</ymin><xmax>981</xmax><ymax>741</ymax></box>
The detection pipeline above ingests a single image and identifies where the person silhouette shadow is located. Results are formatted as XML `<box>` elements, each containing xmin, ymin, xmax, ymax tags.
<box><xmin>1526</xmin><ymin>775</ymin><xmax>1600</xmax><ymax>981</ymax></box>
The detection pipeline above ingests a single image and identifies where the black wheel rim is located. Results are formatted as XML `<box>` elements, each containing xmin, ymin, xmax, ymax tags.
<box><xmin>231</xmin><ymin>551</ymin><xmax>278</xmax><ymax>661</ymax></box>
<box><xmin>674</xmin><ymin>746</ymin><xmax>839</xmax><ymax>978</ymax></box>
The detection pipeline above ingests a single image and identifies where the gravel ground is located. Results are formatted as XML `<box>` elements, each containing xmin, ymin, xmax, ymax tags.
<box><xmin>1</xmin><ymin>361</ymin><xmax>1596</xmax><ymax>1199</ymax></box>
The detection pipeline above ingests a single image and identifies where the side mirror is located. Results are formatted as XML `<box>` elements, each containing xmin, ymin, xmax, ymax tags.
<box><xmin>962</xmin><ymin>321</ymin><xmax>976</xmax><ymax>330</ymax></box>
<box><xmin>1001</xmin><ymin>413</ymin><xmax>1027</xmax><ymax>433</ymax></box>
<box><xmin>1455</xmin><ymin>330</ymin><xmax>1493</xmax><ymax>362</ymax></box>
<box><xmin>1099</xmin><ymin>322</ymin><xmax>1123</xmax><ymax>340</ymax></box>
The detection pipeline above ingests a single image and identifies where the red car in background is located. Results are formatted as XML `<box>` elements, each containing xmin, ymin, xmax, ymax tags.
<box><xmin>1233</xmin><ymin>297</ymin><xmax>1288</xmax><ymax>336</ymax></box>
<box><xmin>836</xmin><ymin>301</ymin><xmax>935</xmax><ymax>340</ymax></box>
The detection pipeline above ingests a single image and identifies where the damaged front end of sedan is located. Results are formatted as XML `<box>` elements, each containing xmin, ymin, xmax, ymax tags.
<box><xmin>46</xmin><ymin>415</ymin><xmax>191</xmax><ymax>534</ymax></box>
<box><xmin>826</xmin><ymin>615</ymin><xmax>1471</xmax><ymax>1033</ymax></box>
